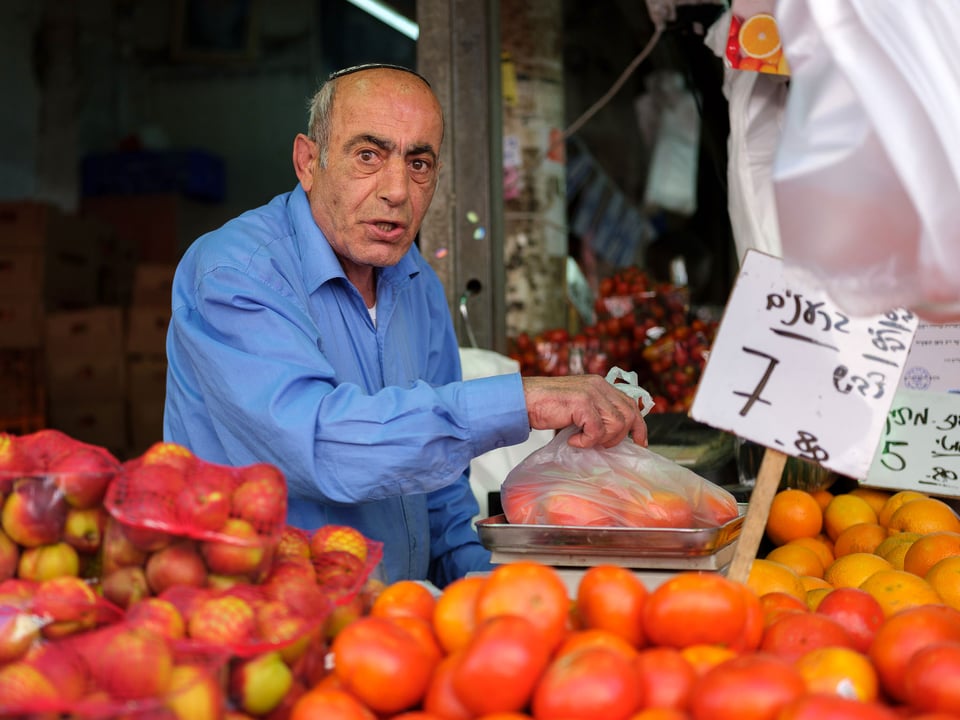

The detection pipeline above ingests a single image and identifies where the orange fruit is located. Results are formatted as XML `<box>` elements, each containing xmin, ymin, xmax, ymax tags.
<box><xmin>765</xmin><ymin>544</ymin><xmax>824</xmax><ymax>579</ymax></box>
<box><xmin>800</xmin><ymin>575</ymin><xmax>831</xmax><ymax>592</ymax></box>
<box><xmin>823</xmin><ymin>552</ymin><xmax>892</xmax><ymax>589</ymax></box>
<box><xmin>848</xmin><ymin>488</ymin><xmax>893</xmax><ymax>516</ymax></box>
<box><xmin>887</xmin><ymin>498</ymin><xmax>960</xmax><ymax>535</ymax></box>
<box><xmin>475</xmin><ymin>562</ymin><xmax>570</xmax><ymax>652</ymax></box>
<box><xmin>926</xmin><ymin>556</ymin><xmax>960</xmax><ymax>610</ymax></box>
<box><xmin>575</xmin><ymin>564</ymin><xmax>647</xmax><ymax>648</ymax></box>
<box><xmin>432</xmin><ymin>575</ymin><xmax>485</xmax><ymax>654</ymax></box>
<box><xmin>832</xmin><ymin>523</ymin><xmax>887</xmax><ymax>557</ymax></box>
<box><xmin>903</xmin><ymin>531</ymin><xmax>960</xmax><ymax>578</ymax></box>
<box><xmin>809</xmin><ymin>488</ymin><xmax>834</xmax><ymax>511</ymax></box>
<box><xmin>794</xmin><ymin>646</ymin><xmax>879</xmax><ymax>701</ymax></box>
<box><xmin>877</xmin><ymin>490</ymin><xmax>927</xmax><ymax>528</ymax></box>
<box><xmin>859</xmin><ymin>569</ymin><xmax>943</xmax><ymax>618</ymax></box>
<box><xmin>746</xmin><ymin>558</ymin><xmax>806</xmax><ymax>601</ymax></box>
<box><xmin>371</xmin><ymin>580</ymin><xmax>437</xmax><ymax>623</ymax></box>
<box><xmin>823</xmin><ymin>495</ymin><xmax>877</xmax><ymax>542</ymax></box>
<box><xmin>787</xmin><ymin>536</ymin><xmax>835</xmax><ymax>570</ymax></box>
<box><xmin>875</xmin><ymin>532</ymin><xmax>922</xmax><ymax>570</ymax></box>
<box><xmin>868</xmin><ymin>604</ymin><xmax>960</xmax><ymax>702</ymax></box>
<box><xmin>766</xmin><ymin>489</ymin><xmax>823</xmax><ymax>546</ymax></box>
<box><xmin>738</xmin><ymin>13</ymin><xmax>782</xmax><ymax>59</ymax></box>
<box><xmin>805</xmin><ymin>587</ymin><xmax>831</xmax><ymax>611</ymax></box>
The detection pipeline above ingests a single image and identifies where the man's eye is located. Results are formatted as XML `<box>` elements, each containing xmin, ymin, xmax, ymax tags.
<box><xmin>410</xmin><ymin>159</ymin><xmax>432</xmax><ymax>173</ymax></box>
<box><xmin>358</xmin><ymin>150</ymin><xmax>379</xmax><ymax>163</ymax></box>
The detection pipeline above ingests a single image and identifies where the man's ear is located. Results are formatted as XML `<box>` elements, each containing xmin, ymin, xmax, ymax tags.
<box><xmin>292</xmin><ymin>133</ymin><xmax>318</xmax><ymax>190</ymax></box>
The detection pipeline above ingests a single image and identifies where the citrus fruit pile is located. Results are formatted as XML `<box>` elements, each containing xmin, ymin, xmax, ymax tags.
<box><xmin>725</xmin><ymin>12</ymin><xmax>790</xmax><ymax>75</ymax></box>
<box><xmin>295</xmin><ymin>559</ymin><xmax>960</xmax><ymax>719</ymax></box>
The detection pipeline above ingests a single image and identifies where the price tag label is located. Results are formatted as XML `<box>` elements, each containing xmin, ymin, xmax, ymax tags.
<box><xmin>690</xmin><ymin>250</ymin><xmax>919</xmax><ymax>479</ymax></box>
<box><xmin>866</xmin><ymin>389</ymin><xmax>960</xmax><ymax>496</ymax></box>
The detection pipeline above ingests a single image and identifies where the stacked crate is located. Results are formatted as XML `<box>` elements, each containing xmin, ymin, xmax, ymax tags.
<box><xmin>0</xmin><ymin>202</ymin><xmax>112</xmax><ymax>434</ymax></box>
<box><xmin>126</xmin><ymin>263</ymin><xmax>176</xmax><ymax>456</ymax></box>
<box><xmin>44</xmin><ymin>307</ymin><xmax>127</xmax><ymax>457</ymax></box>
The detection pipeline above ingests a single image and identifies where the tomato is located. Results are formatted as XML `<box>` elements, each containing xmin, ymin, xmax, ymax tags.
<box><xmin>531</xmin><ymin>645</ymin><xmax>640</xmax><ymax>720</ymax></box>
<box><xmin>331</xmin><ymin>616</ymin><xmax>435</xmax><ymax>715</ymax></box>
<box><xmin>642</xmin><ymin>573</ymin><xmax>748</xmax><ymax>649</ymax></box>
<box><xmin>814</xmin><ymin>587</ymin><xmax>884</xmax><ymax>653</ymax></box>
<box><xmin>777</xmin><ymin>694</ymin><xmax>900</xmax><ymax>720</ymax></box>
<box><xmin>869</xmin><ymin>605</ymin><xmax>960</xmax><ymax>703</ymax></box>
<box><xmin>422</xmin><ymin>651</ymin><xmax>473</xmax><ymax>720</ymax></box>
<box><xmin>634</xmin><ymin>646</ymin><xmax>696</xmax><ymax>711</ymax></box>
<box><xmin>902</xmin><ymin>641</ymin><xmax>960</xmax><ymax>714</ymax></box>
<box><xmin>475</xmin><ymin>562</ymin><xmax>571</xmax><ymax>652</ymax></box>
<box><xmin>689</xmin><ymin>653</ymin><xmax>806</xmax><ymax>720</ymax></box>
<box><xmin>575</xmin><ymin>565</ymin><xmax>647</xmax><ymax>648</ymax></box>
<box><xmin>289</xmin><ymin>687</ymin><xmax>377</xmax><ymax>720</ymax></box>
<box><xmin>451</xmin><ymin>614</ymin><xmax>551</xmax><ymax>715</ymax></box>
<box><xmin>759</xmin><ymin>612</ymin><xmax>855</xmax><ymax>662</ymax></box>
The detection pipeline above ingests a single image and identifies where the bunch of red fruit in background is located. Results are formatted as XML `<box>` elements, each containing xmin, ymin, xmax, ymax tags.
<box><xmin>508</xmin><ymin>266</ymin><xmax>718</xmax><ymax>413</ymax></box>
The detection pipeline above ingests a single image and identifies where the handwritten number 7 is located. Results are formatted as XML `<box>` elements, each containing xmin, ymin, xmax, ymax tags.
<box><xmin>734</xmin><ymin>347</ymin><xmax>779</xmax><ymax>417</ymax></box>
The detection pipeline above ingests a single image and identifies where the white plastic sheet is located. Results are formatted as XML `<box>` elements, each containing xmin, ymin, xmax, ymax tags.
<box><xmin>773</xmin><ymin>0</ymin><xmax>960</xmax><ymax>321</ymax></box>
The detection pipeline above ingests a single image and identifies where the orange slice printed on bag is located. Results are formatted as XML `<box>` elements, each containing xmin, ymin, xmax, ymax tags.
<box><xmin>739</xmin><ymin>13</ymin><xmax>782</xmax><ymax>60</ymax></box>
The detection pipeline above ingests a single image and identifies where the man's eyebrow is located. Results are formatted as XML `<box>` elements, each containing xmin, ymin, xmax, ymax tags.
<box><xmin>344</xmin><ymin>134</ymin><xmax>437</xmax><ymax>162</ymax></box>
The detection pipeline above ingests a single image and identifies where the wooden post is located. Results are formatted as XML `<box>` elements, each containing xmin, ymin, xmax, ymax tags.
<box><xmin>726</xmin><ymin>448</ymin><xmax>787</xmax><ymax>584</ymax></box>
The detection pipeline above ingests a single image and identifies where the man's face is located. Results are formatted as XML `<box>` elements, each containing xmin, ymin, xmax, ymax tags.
<box><xmin>301</xmin><ymin>69</ymin><xmax>443</xmax><ymax>272</ymax></box>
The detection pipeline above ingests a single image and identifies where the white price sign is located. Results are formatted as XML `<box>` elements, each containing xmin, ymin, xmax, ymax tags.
<box><xmin>690</xmin><ymin>250</ymin><xmax>919</xmax><ymax>480</ymax></box>
<box><xmin>866</xmin><ymin>389</ymin><xmax>960</xmax><ymax>496</ymax></box>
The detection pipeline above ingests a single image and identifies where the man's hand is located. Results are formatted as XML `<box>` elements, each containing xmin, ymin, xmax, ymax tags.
<box><xmin>522</xmin><ymin>375</ymin><xmax>649</xmax><ymax>449</ymax></box>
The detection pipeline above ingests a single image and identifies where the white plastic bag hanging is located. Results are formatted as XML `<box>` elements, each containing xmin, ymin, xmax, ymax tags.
<box><xmin>773</xmin><ymin>0</ymin><xmax>960</xmax><ymax>320</ymax></box>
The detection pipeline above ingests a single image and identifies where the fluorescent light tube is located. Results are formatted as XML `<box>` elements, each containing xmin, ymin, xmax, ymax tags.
<box><xmin>344</xmin><ymin>0</ymin><xmax>420</xmax><ymax>40</ymax></box>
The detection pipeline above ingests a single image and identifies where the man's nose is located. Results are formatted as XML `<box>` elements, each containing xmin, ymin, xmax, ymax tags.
<box><xmin>377</xmin><ymin>157</ymin><xmax>410</xmax><ymax>205</ymax></box>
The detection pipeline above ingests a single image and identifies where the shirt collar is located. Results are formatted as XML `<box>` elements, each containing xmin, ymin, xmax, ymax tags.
<box><xmin>289</xmin><ymin>184</ymin><xmax>421</xmax><ymax>295</ymax></box>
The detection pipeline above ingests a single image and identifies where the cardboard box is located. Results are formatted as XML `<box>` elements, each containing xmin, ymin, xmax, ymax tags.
<box><xmin>82</xmin><ymin>194</ymin><xmax>181</xmax><ymax>263</ymax></box>
<box><xmin>0</xmin><ymin>349</ymin><xmax>45</xmax><ymax>431</ymax></box>
<box><xmin>0</xmin><ymin>299</ymin><xmax>44</xmax><ymax>349</ymax></box>
<box><xmin>45</xmin><ymin>307</ymin><xmax>125</xmax><ymax>357</ymax></box>
<box><xmin>46</xmin><ymin>351</ymin><xmax>126</xmax><ymax>403</ymax></box>
<box><xmin>126</xmin><ymin>306</ymin><xmax>171</xmax><ymax>355</ymax></box>
<box><xmin>48</xmin><ymin>398</ymin><xmax>127</xmax><ymax>456</ymax></box>
<box><xmin>0</xmin><ymin>251</ymin><xmax>44</xmax><ymax>299</ymax></box>
<box><xmin>127</xmin><ymin>354</ymin><xmax>168</xmax><ymax>404</ymax></box>
<box><xmin>128</xmin><ymin>395</ymin><xmax>165</xmax><ymax>457</ymax></box>
<box><xmin>131</xmin><ymin>264</ymin><xmax>177</xmax><ymax>307</ymax></box>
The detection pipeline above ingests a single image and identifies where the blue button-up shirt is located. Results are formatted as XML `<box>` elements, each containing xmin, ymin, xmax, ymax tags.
<box><xmin>163</xmin><ymin>186</ymin><xmax>531</xmax><ymax>587</ymax></box>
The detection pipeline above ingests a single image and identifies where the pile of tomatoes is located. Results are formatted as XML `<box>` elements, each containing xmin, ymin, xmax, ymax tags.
<box><xmin>286</xmin><ymin>561</ymin><xmax>960</xmax><ymax>720</ymax></box>
<box><xmin>508</xmin><ymin>266</ymin><xmax>717</xmax><ymax>413</ymax></box>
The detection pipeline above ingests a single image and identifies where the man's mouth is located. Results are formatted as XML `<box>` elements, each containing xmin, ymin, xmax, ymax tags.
<box><xmin>375</xmin><ymin>222</ymin><xmax>398</xmax><ymax>232</ymax></box>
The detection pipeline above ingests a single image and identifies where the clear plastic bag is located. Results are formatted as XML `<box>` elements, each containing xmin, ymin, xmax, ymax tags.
<box><xmin>500</xmin><ymin>425</ymin><xmax>739</xmax><ymax>529</ymax></box>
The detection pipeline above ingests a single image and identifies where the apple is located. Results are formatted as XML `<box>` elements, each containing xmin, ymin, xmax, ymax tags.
<box><xmin>309</xmin><ymin>524</ymin><xmax>369</xmax><ymax>563</ymax></box>
<box><xmin>25</xmin><ymin>640</ymin><xmax>89</xmax><ymax>702</ymax></box>
<box><xmin>63</xmin><ymin>506</ymin><xmax>108</xmax><ymax>555</ymax></box>
<box><xmin>255</xmin><ymin>599</ymin><xmax>315</xmax><ymax>664</ymax></box>
<box><xmin>177</xmin><ymin>464</ymin><xmax>233</xmax><ymax>532</ymax></box>
<box><xmin>262</xmin><ymin>562</ymin><xmax>326</xmax><ymax>617</ymax></box>
<box><xmin>0</xmin><ymin>659</ymin><xmax>59</xmax><ymax>710</ymax></box>
<box><xmin>141</xmin><ymin>442</ymin><xmax>195</xmax><ymax>474</ymax></box>
<box><xmin>101</xmin><ymin>517</ymin><xmax>149</xmax><ymax>575</ymax></box>
<box><xmin>31</xmin><ymin>575</ymin><xmax>99</xmax><ymax>639</ymax></box>
<box><xmin>1</xmin><ymin>477</ymin><xmax>68</xmax><ymax>547</ymax></box>
<box><xmin>323</xmin><ymin>593</ymin><xmax>365</xmax><ymax>640</ymax></box>
<box><xmin>146</xmin><ymin>541</ymin><xmax>209</xmax><ymax>595</ymax></box>
<box><xmin>17</xmin><ymin>429</ymin><xmax>74</xmax><ymax>469</ymax></box>
<box><xmin>229</xmin><ymin>650</ymin><xmax>294</xmax><ymax>716</ymax></box>
<box><xmin>101</xmin><ymin>566</ymin><xmax>151</xmax><ymax>609</ymax></box>
<box><xmin>18</xmin><ymin>541</ymin><xmax>80</xmax><ymax>582</ymax></box>
<box><xmin>274</xmin><ymin>526</ymin><xmax>311</xmax><ymax>561</ymax></box>
<box><xmin>0</xmin><ymin>606</ymin><xmax>41</xmax><ymax>663</ymax></box>
<box><xmin>0</xmin><ymin>527</ymin><xmax>19</xmax><ymax>582</ymax></box>
<box><xmin>200</xmin><ymin>518</ymin><xmax>266</xmax><ymax>578</ymax></box>
<box><xmin>88</xmin><ymin>625</ymin><xmax>174</xmax><ymax>700</ymax></box>
<box><xmin>116</xmin><ymin>463</ymin><xmax>187</xmax><ymax>535</ymax></box>
<box><xmin>261</xmin><ymin>679</ymin><xmax>307</xmax><ymax>720</ymax></box>
<box><xmin>206</xmin><ymin>574</ymin><xmax>246</xmax><ymax>592</ymax></box>
<box><xmin>125</xmin><ymin>597</ymin><xmax>186</xmax><ymax>640</ymax></box>
<box><xmin>231</xmin><ymin>463</ymin><xmax>287</xmax><ymax>531</ymax></box>
<box><xmin>0</xmin><ymin>433</ymin><xmax>27</xmax><ymax>493</ymax></box>
<box><xmin>187</xmin><ymin>594</ymin><xmax>256</xmax><ymax>646</ymax></box>
<box><xmin>123</xmin><ymin>523</ymin><xmax>175</xmax><ymax>554</ymax></box>
<box><xmin>47</xmin><ymin>445</ymin><xmax>118</xmax><ymax>509</ymax></box>
<box><xmin>164</xmin><ymin>664</ymin><xmax>223</xmax><ymax>720</ymax></box>
<box><xmin>158</xmin><ymin>585</ymin><xmax>212</xmax><ymax>620</ymax></box>
<box><xmin>313</xmin><ymin>549</ymin><xmax>367</xmax><ymax>601</ymax></box>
